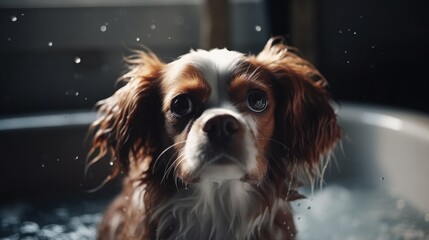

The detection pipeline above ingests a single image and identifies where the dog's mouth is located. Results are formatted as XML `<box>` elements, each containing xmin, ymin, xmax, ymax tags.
<box><xmin>179</xmin><ymin>153</ymin><xmax>261</xmax><ymax>184</ymax></box>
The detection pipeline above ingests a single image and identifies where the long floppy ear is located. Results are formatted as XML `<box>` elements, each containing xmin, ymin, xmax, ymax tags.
<box><xmin>256</xmin><ymin>37</ymin><xmax>342</xmax><ymax>181</ymax></box>
<box><xmin>87</xmin><ymin>51</ymin><xmax>165</xmax><ymax>181</ymax></box>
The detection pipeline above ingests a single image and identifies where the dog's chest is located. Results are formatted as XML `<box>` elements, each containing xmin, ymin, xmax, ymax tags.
<box><xmin>152</xmin><ymin>181</ymin><xmax>258</xmax><ymax>240</ymax></box>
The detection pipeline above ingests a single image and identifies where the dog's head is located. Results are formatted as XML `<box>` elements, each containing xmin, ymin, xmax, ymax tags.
<box><xmin>89</xmin><ymin>37</ymin><xmax>341</xmax><ymax>188</ymax></box>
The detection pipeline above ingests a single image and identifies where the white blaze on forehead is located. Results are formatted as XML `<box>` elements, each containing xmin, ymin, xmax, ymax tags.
<box><xmin>174</xmin><ymin>48</ymin><xmax>245</xmax><ymax>105</ymax></box>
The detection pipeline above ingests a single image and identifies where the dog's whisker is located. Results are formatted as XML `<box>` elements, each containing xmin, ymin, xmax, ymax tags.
<box><xmin>152</xmin><ymin>140</ymin><xmax>186</xmax><ymax>173</ymax></box>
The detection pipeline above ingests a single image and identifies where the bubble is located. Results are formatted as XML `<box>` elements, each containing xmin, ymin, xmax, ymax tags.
<box><xmin>380</xmin><ymin>177</ymin><xmax>384</xmax><ymax>181</ymax></box>
<box><xmin>100</xmin><ymin>25</ymin><xmax>107</xmax><ymax>32</ymax></box>
<box><xmin>255</xmin><ymin>25</ymin><xmax>262</xmax><ymax>32</ymax></box>
<box><xmin>48</xmin><ymin>42</ymin><xmax>53</xmax><ymax>47</ymax></box>
<box><xmin>41</xmin><ymin>224</ymin><xmax>65</xmax><ymax>238</ymax></box>
<box><xmin>20</xmin><ymin>222</ymin><xmax>39</xmax><ymax>234</ymax></box>
<box><xmin>150</xmin><ymin>24</ymin><xmax>156</xmax><ymax>30</ymax></box>
<box><xmin>10</xmin><ymin>15</ymin><xmax>17</xmax><ymax>22</ymax></box>
<box><xmin>136</xmin><ymin>37</ymin><xmax>140</xmax><ymax>42</ymax></box>
<box><xmin>74</xmin><ymin>57</ymin><xmax>81</xmax><ymax>64</ymax></box>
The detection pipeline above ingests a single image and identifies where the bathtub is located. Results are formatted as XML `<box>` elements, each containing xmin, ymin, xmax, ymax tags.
<box><xmin>0</xmin><ymin>103</ymin><xmax>428</xmax><ymax>239</ymax></box>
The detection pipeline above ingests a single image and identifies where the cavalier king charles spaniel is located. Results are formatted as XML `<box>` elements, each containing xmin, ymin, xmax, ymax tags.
<box><xmin>88</xmin><ymin>37</ymin><xmax>341</xmax><ymax>240</ymax></box>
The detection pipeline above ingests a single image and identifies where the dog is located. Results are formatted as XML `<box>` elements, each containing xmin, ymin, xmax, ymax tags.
<box><xmin>88</xmin><ymin>37</ymin><xmax>341</xmax><ymax>240</ymax></box>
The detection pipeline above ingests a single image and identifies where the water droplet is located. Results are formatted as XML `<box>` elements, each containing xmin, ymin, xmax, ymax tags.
<box><xmin>297</xmin><ymin>202</ymin><xmax>301</xmax><ymax>206</ymax></box>
<box><xmin>21</xmin><ymin>13</ymin><xmax>24</xmax><ymax>16</ymax></box>
<box><xmin>307</xmin><ymin>206</ymin><xmax>311</xmax><ymax>210</ymax></box>
<box><xmin>109</xmin><ymin>161</ymin><xmax>114</xmax><ymax>166</ymax></box>
<box><xmin>74</xmin><ymin>57</ymin><xmax>81</xmax><ymax>64</ymax></box>
<box><xmin>7</xmin><ymin>37</ymin><xmax>11</xmax><ymax>41</ymax></box>
<box><xmin>150</xmin><ymin>24</ymin><xmax>156</xmax><ymax>30</ymax></box>
<box><xmin>100</xmin><ymin>25</ymin><xmax>107</xmax><ymax>32</ymax></box>
<box><xmin>41</xmin><ymin>164</ymin><xmax>45</xmax><ymax>168</ymax></box>
<box><xmin>10</xmin><ymin>15</ymin><xmax>17</xmax><ymax>22</ymax></box>
<box><xmin>346</xmin><ymin>60</ymin><xmax>350</xmax><ymax>64</ymax></box>
<box><xmin>147</xmin><ymin>33</ymin><xmax>151</xmax><ymax>38</ymax></box>
<box><xmin>371</xmin><ymin>45</ymin><xmax>376</xmax><ymax>49</ymax></box>
<box><xmin>338</xmin><ymin>30</ymin><xmax>343</xmax><ymax>34</ymax></box>
<box><xmin>255</xmin><ymin>25</ymin><xmax>262</xmax><ymax>32</ymax></box>
<box><xmin>48</xmin><ymin>42</ymin><xmax>53</xmax><ymax>47</ymax></box>
<box><xmin>75</xmin><ymin>91</ymin><xmax>79</xmax><ymax>96</ymax></box>
<box><xmin>56</xmin><ymin>158</ymin><xmax>60</xmax><ymax>162</ymax></box>
<box><xmin>380</xmin><ymin>177</ymin><xmax>384</xmax><ymax>181</ymax></box>
<box><xmin>347</xmin><ymin>28</ymin><xmax>351</xmax><ymax>32</ymax></box>
<box><xmin>283</xmin><ymin>221</ymin><xmax>286</xmax><ymax>225</ymax></box>
<box><xmin>84</xmin><ymin>97</ymin><xmax>88</xmax><ymax>101</ymax></box>
<box><xmin>360</xmin><ymin>15</ymin><xmax>363</xmax><ymax>19</ymax></box>
<box><xmin>75</xmin><ymin>156</ymin><xmax>79</xmax><ymax>160</ymax></box>
<box><xmin>136</xmin><ymin>37</ymin><xmax>140</xmax><ymax>42</ymax></box>
<box><xmin>168</xmin><ymin>36</ymin><xmax>171</xmax><ymax>40</ymax></box>
<box><xmin>344</xmin><ymin>50</ymin><xmax>348</xmax><ymax>54</ymax></box>
<box><xmin>353</xmin><ymin>31</ymin><xmax>357</xmax><ymax>35</ymax></box>
<box><xmin>297</xmin><ymin>217</ymin><xmax>301</xmax><ymax>220</ymax></box>
<box><xmin>425</xmin><ymin>213</ymin><xmax>429</xmax><ymax>222</ymax></box>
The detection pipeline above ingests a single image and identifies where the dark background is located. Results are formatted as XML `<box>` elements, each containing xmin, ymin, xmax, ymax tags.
<box><xmin>0</xmin><ymin>0</ymin><xmax>428</xmax><ymax>200</ymax></box>
<box><xmin>1</xmin><ymin>0</ymin><xmax>428</xmax><ymax>117</ymax></box>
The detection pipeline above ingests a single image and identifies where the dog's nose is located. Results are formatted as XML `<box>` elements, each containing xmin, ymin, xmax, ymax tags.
<box><xmin>203</xmin><ymin>115</ymin><xmax>240</xmax><ymax>141</ymax></box>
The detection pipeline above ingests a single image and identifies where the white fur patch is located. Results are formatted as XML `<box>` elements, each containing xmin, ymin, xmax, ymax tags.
<box><xmin>151</xmin><ymin>181</ymin><xmax>261</xmax><ymax>240</ymax></box>
<box><xmin>182</xmin><ymin>107</ymin><xmax>258</xmax><ymax>178</ymax></box>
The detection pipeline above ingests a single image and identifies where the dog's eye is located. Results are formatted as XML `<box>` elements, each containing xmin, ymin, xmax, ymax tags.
<box><xmin>171</xmin><ymin>95</ymin><xmax>193</xmax><ymax>117</ymax></box>
<box><xmin>247</xmin><ymin>90</ymin><xmax>268</xmax><ymax>113</ymax></box>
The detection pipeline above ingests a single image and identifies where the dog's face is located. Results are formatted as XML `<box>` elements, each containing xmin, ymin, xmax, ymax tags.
<box><xmin>162</xmin><ymin>49</ymin><xmax>275</xmax><ymax>183</ymax></box>
<box><xmin>89</xmin><ymin>37</ymin><xmax>341</xmax><ymax>187</ymax></box>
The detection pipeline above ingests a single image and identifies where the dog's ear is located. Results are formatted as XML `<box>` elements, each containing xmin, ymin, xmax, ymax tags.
<box><xmin>88</xmin><ymin>51</ymin><xmax>165</xmax><ymax>177</ymax></box>
<box><xmin>256</xmin><ymin>37</ymin><xmax>342</xmax><ymax>180</ymax></box>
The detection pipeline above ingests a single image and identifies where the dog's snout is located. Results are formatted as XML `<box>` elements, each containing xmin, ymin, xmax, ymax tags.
<box><xmin>203</xmin><ymin>115</ymin><xmax>240</xmax><ymax>141</ymax></box>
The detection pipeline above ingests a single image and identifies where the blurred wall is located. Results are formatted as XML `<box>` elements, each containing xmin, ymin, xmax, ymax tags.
<box><xmin>0</xmin><ymin>0</ymin><xmax>269</xmax><ymax>116</ymax></box>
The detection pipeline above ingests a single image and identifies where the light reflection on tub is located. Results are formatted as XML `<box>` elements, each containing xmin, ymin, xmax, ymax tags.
<box><xmin>0</xmin><ymin>103</ymin><xmax>428</xmax><ymax>239</ymax></box>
